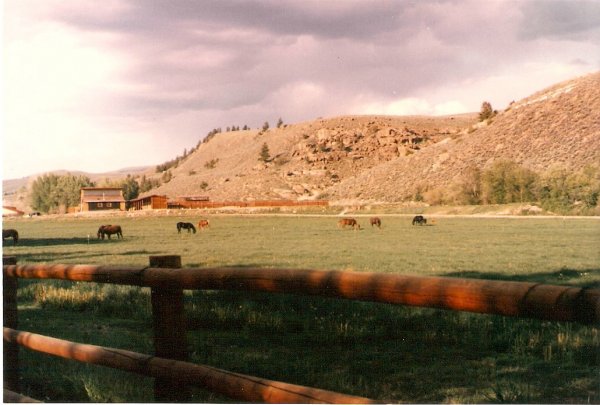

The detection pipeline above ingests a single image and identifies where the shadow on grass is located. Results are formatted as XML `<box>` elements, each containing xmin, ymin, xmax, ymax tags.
<box><xmin>445</xmin><ymin>268</ymin><xmax>600</xmax><ymax>288</ymax></box>
<box><xmin>6</xmin><ymin>238</ymin><xmax>126</xmax><ymax>247</ymax></box>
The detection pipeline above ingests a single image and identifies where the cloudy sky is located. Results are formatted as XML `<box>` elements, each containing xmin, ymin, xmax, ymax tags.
<box><xmin>3</xmin><ymin>0</ymin><xmax>599</xmax><ymax>179</ymax></box>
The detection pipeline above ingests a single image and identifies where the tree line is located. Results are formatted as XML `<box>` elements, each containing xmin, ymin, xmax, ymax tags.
<box><xmin>421</xmin><ymin>160</ymin><xmax>600</xmax><ymax>214</ymax></box>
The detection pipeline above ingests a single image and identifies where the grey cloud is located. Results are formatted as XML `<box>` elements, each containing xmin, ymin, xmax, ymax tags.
<box><xmin>518</xmin><ymin>0</ymin><xmax>600</xmax><ymax>40</ymax></box>
<box><xmin>45</xmin><ymin>1</ymin><xmax>599</xmax><ymax>124</ymax></box>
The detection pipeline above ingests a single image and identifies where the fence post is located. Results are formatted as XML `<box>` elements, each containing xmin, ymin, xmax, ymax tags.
<box><xmin>149</xmin><ymin>255</ymin><xmax>190</xmax><ymax>402</ymax></box>
<box><xmin>3</xmin><ymin>255</ymin><xmax>19</xmax><ymax>392</ymax></box>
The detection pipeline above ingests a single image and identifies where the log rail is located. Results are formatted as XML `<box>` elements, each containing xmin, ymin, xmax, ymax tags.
<box><xmin>5</xmin><ymin>263</ymin><xmax>600</xmax><ymax>323</ymax></box>
<box><xmin>4</xmin><ymin>257</ymin><xmax>600</xmax><ymax>403</ymax></box>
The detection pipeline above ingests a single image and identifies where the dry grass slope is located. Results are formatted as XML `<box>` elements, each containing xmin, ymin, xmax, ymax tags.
<box><xmin>149</xmin><ymin>72</ymin><xmax>599</xmax><ymax>204</ymax></box>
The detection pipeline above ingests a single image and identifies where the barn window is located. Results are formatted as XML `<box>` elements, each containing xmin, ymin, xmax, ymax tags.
<box><xmin>106</xmin><ymin>202</ymin><xmax>112</xmax><ymax>208</ymax></box>
<box><xmin>97</xmin><ymin>203</ymin><xmax>103</xmax><ymax>208</ymax></box>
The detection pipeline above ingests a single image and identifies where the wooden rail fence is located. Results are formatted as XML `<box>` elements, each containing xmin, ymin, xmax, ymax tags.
<box><xmin>3</xmin><ymin>255</ymin><xmax>600</xmax><ymax>403</ymax></box>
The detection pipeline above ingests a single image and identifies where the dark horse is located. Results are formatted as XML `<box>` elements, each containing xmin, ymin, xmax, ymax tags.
<box><xmin>370</xmin><ymin>217</ymin><xmax>382</xmax><ymax>228</ymax></box>
<box><xmin>2</xmin><ymin>229</ymin><xmax>19</xmax><ymax>245</ymax></box>
<box><xmin>412</xmin><ymin>215</ymin><xmax>427</xmax><ymax>226</ymax></box>
<box><xmin>177</xmin><ymin>222</ymin><xmax>196</xmax><ymax>234</ymax></box>
<box><xmin>97</xmin><ymin>225</ymin><xmax>123</xmax><ymax>240</ymax></box>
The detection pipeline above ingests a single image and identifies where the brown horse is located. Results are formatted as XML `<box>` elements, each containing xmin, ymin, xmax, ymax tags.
<box><xmin>198</xmin><ymin>219</ymin><xmax>210</xmax><ymax>230</ymax></box>
<box><xmin>2</xmin><ymin>229</ymin><xmax>19</xmax><ymax>245</ymax></box>
<box><xmin>338</xmin><ymin>218</ymin><xmax>360</xmax><ymax>230</ymax></box>
<box><xmin>370</xmin><ymin>217</ymin><xmax>381</xmax><ymax>228</ymax></box>
<box><xmin>97</xmin><ymin>225</ymin><xmax>123</xmax><ymax>240</ymax></box>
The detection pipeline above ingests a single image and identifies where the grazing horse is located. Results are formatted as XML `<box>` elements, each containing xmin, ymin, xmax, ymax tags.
<box><xmin>198</xmin><ymin>219</ymin><xmax>210</xmax><ymax>230</ymax></box>
<box><xmin>338</xmin><ymin>218</ymin><xmax>360</xmax><ymax>230</ymax></box>
<box><xmin>177</xmin><ymin>222</ymin><xmax>196</xmax><ymax>234</ymax></box>
<box><xmin>2</xmin><ymin>229</ymin><xmax>19</xmax><ymax>245</ymax></box>
<box><xmin>412</xmin><ymin>215</ymin><xmax>427</xmax><ymax>226</ymax></box>
<box><xmin>97</xmin><ymin>225</ymin><xmax>123</xmax><ymax>239</ymax></box>
<box><xmin>370</xmin><ymin>217</ymin><xmax>382</xmax><ymax>228</ymax></box>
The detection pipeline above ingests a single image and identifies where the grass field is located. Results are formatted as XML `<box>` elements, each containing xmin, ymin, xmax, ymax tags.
<box><xmin>3</xmin><ymin>214</ymin><xmax>600</xmax><ymax>402</ymax></box>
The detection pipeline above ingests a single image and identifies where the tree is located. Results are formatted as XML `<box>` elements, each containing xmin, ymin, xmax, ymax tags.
<box><xmin>262</xmin><ymin>121</ymin><xmax>270</xmax><ymax>132</ymax></box>
<box><xmin>121</xmin><ymin>175</ymin><xmax>140</xmax><ymax>200</ymax></box>
<box><xmin>139</xmin><ymin>175</ymin><xmax>161</xmax><ymax>193</ymax></box>
<box><xmin>30</xmin><ymin>173</ymin><xmax>94</xmax><ymax>213</ymax></box>
<box><xmin>277</xmin><ymin>117</ymin><xmax>283</xmax><ymax>128</ymax></box>
<box><xmin>479</xmin><ymin>101</ymin><xmax>495</xmax><ymax>121</ymax></box>
<box><xmin>259</xmin><ymin>142</ymin><xmax>271</xmax><ymax>162</ymax></box>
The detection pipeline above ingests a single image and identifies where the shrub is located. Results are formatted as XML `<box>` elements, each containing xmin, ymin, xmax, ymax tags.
<box><xmin>479</xmin><ymin>101</ymin><xmax>495</xmax><ymax>121</ymax></box>
<box><xmin>259</xmin><ymin>142</ymin><xmax>271</xmax><ymax>162</ymax></box>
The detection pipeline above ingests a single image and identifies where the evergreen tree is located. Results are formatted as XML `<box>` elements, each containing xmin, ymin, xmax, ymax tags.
<box><xmin>479</xmin><ymin>101</ymin><xmax>495</xmax><ymax>121</ymax></box>
<box><xmin>259</xmin><ymin>142</ymin><xmax>271</xmax><ymax>162</ymax></box>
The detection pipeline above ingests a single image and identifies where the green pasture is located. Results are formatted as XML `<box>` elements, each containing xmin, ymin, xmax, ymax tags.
<box><xmin>3</xmin><ymin>214</ymin><xmax>600</xmax><ymax>403</ymax></box>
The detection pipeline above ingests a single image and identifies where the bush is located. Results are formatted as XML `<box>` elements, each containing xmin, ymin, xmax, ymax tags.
<box><xmin>479</xmin><ymin>101</ymin><xmax>495</xmax><ymax>121</ymax></box>
<box><xmin>481</xmin><ymin>160</ymin><xmax>538</xmax><ymax>204</ymax></box>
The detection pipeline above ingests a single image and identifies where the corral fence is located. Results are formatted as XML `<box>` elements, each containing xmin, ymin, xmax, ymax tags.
<box><xmin>3</xmin><ymin>255</ymin><xmax>600</xmax><ymax>403</ymax></box>
<box><xmin>168</xmin><ymin>199</ymin><xmax>329</xmax><ymax>209</ymax></box>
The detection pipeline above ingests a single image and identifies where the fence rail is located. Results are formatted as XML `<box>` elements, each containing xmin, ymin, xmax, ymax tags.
<box><xmin>4</xmin><ymin>256</ymin><xmax>600</xmax><ymax>403</ymax></box>
<box><xmin>3</xmin><ymin>328</ymin><xmax>373</xmax><ymax>404</ymax></box>
<box><xmin>5</xmin><ymin>263</ymin><xmax>600</xmax><ymax>323</ymax></box>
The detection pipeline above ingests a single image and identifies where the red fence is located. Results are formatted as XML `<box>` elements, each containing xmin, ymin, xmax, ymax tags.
<box><xmin>3</xmin><ymin>255</ymin><xmax>600</xmax><ymax>402</ymax></box>
<box><xmin>169</xmin><ymin>199</ymin><xmax>329</xmax><ymax>209</ymax></box>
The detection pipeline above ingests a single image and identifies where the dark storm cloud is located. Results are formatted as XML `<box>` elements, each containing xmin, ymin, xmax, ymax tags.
<box><xmin>44</xmin><ymin>0</ymin><xmax>599</xmax><ymax>124</ymax></box>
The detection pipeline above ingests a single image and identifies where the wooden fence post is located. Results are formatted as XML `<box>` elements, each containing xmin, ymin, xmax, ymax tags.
<box><xmin>149</xmin><ymin>255</ymin><xmax>190</xmax><ymax>402</ymax></box>
<box><xmin>3</xmin><ymin>255</ymin><xmax>19</xmax><ymax>392</ymax></box>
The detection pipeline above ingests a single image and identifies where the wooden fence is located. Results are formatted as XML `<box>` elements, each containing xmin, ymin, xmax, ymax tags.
<box><xmin>169</xmin><ymin>199</ymin><xmax>329</xmax><ymax>209</ymax></box>
<box><xmin>3</xmin><ymin>255</ymin><xmax>600</xmax><ymax>403</ymax></box>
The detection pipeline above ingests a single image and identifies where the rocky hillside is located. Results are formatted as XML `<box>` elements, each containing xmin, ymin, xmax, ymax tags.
<box><xmin>5</xmin><ymin>72</ymin><xmax>598</xmax><ymax>209</ymax></box>
<box><xmin>146</xmin><ymin>114</ymin><xmax>477</xmax><ymax>201</ymax></box>
<box><xmin>326</xmin><ymin>72</ymin><xmax>600</xmax><ymax>202</ymax></box>
<box><xmin>147</xmin><ymin>72</ymin><xmax>599</xmax><ymax>204</ymax></box>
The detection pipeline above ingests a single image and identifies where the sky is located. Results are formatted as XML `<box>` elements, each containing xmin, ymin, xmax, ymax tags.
<box><xmin>2</xmin><ymin>0</ymin><xmax>600</xmax><ymax>180</ymax></box>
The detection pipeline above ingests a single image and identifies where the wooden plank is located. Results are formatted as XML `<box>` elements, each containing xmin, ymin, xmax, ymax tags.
<box><xmin>149</xmin><ymin>255</ymin><xmax>189</xmax><ymax>402</ymax></box>
<box><xmin>3</xmin><ymin>256</ymin><xmax>19</xmax><ymax>392</ymax></box>
<box><xmin>4</xmin><ymin>264</ymin><xmax>600</xmax><ymax>323</ymax></box>
<box><xmin>4</xmin><ymin>328</ymin><xmax>375</xmax><ymax>404</ymax></box>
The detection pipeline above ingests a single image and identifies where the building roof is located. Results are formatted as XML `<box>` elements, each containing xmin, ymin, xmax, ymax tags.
<box><xmin>2</xmin><ymin>206</ymin><xmax>25</xmax><ymax>217</ymax></box>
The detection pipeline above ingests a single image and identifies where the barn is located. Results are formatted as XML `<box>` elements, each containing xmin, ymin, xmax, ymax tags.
<box><xmin>128</xmin><ymin>195</ymin><xmax>168</xmax><ymax>211</ymax></box>
<box><xmin>80</xmin><ymin>187</ymin><xmax>126</xmax><ymax>212</ymax></box>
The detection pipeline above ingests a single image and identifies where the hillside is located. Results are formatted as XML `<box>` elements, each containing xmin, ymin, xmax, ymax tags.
<box><xmin>147</xmin><ymin>72</ymin><xmax>599</xmax><ymax>204</ymax></box>
<box><xmin>327</xmin><ymin>72</ymin><xmax>600</xmax><ymax>202</ymax></box>
<box><xmin>5</xmin><ymin>72</ymin><xmax>599</xmax><ymax>210</ymax></box>
<box><xmin>147</xmin><ymin>114</ymin><xmax>477</xmax><ymax>201</ymax></box>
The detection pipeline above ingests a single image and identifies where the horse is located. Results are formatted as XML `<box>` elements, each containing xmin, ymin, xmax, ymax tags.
<box><xmin>198</xmin><ymin>220</ymin><xmax>210</xmax><ymax>230</ymax></box>
<box><xmin>412</xmin><ymin>215</ymin><xmax>427</xmax><ymax>226</ymax></box>
<box><xmin>2</xmin><ymin>229</ymin><xmax>19</xmax><ymax>245</ymax></box>
<box><xmin>370</xmin><ymin>217</ymin><xmax>382</xmax><ymax>228</ymax></box>
<box><xmin>97</xmin><ymin>225</ymin><xmax>123</xmax><ymax>239</ymax></box>
<box><xmin>177</xmin><ymin>222</ymin><xmax>196</xmax><ymax>234</ymax></box>
<box><xmin>338</xmin><ymin>218</ymin><xmax>360</xmax><ymax>230</ymax></box>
